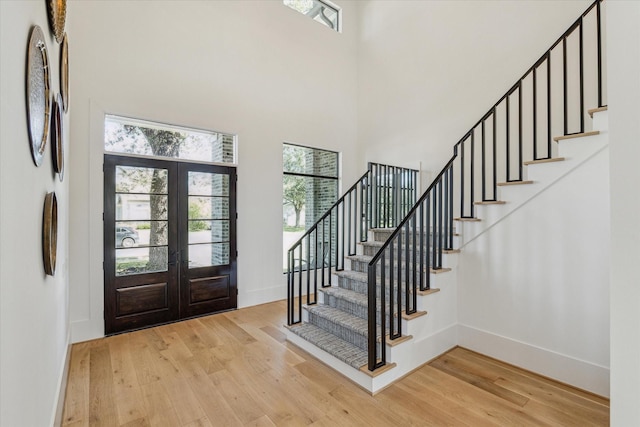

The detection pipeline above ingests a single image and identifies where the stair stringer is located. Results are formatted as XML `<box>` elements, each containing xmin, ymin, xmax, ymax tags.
<box><xmin>455</xmin><ymin>109</ymin><xmax>611</xmax><ymax>397</ymax></box>
<box><xmin>457</xmin><ymin>111</ymin><xmax>609</xmax><ymax>248</ymax></box>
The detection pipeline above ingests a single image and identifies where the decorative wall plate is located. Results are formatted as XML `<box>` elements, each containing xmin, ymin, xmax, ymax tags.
<box><xmin>60</xmin><ymin>33</ymin><xmax>69</xmax><ymax>112</ymax></box>
<box><xmin>51</xmin><ymin>94</ymin><xmax>64</xmax><ymax>181</ymax></box>
<box><xmin>47</xmin><ymin>0</ymin><xmax>67</xmax><ymax>44</ymax></box>
<box><xmin>26</xmin><ymin>25</ymin><xmax>51</xmax><ymax>167</ymax></box>
<box><xmin>43</xmin><ymin>192</ymin><xmax>58</xmax><ymax>276</ymax></box>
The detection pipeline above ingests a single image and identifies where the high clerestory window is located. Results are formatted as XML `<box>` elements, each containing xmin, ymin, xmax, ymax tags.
<box><xmin>283</xmin><ymin>143</ymin><xmax>339</xmax><ymax>269</ymax></box>
<box><xmin>283</xmin><ymin>0</ymin><xmax>341</xmax><ymax>33</ymax></box>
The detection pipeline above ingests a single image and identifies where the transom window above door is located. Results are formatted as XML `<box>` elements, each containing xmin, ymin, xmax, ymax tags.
<box><xmin>104</xmin><ymin>115</ymin><xmax>237</xmax><ymax>165</ymax></box>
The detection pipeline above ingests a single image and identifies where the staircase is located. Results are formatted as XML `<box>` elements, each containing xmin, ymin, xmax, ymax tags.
<box><xmin>287</xmin><ymin>226</ymin><xmax>459</xmax><ymax>392</ymax></box>
<box><xmin>285</xmin><ymin>0</ymin><xmax>607</xmax><ymax>394</ymax></box>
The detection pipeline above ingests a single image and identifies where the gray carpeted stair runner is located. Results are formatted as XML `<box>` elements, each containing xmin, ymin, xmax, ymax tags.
<box><xmin>288</xmin><ymin>228</ymin><xmax>427</xmax><ymax>371</ymax></box>
<box><xmin>288</xmin><ymin>323</ymin><xmax>369</xmax><ymax>369</ymax></box>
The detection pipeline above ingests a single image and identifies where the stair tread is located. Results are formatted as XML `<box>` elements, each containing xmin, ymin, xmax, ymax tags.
<box><xmin>336</xmin><ymin>268</ymin><xmax>449</xmax><ymax>282</ymax></box>
<box><xmin>553</xmin><ymin>130</ymin><xmax>600</xmax><ymax>142</ymax></box>
<box><xmin>497</xmin><ymin>180</ymin><xmax>534</xmax><ymax>186</ymax></box>
<box><xmin>288</xmin><ymin>323</ymin><xmax>369</xmax><ymax>369</ymax></box>
<box><xmin>588</xmin><ymin>106</ymin><xmax>607</xmax><ymax>117</ymax></box>
<box><xmin>523</xmin><ymin>157</ymin><xmax>565</xmax><ymax>165</ymax></box>
<box><xmin>305</xmin><ymin>305</ymin><xmax>373</xmax><ymax>338</ymax></box>
<box><xmin>322</xmin><ymin>285</ymin><xmax>368</xmax><ymax>303</ymax></box>
<box><xmin>322</xmin><ymin>285</ymin><xmax>420</xmax><ymax>309</ymax></box>
<box><xmin>335</xmin><ymin>269</ymin><xmax>369</xmax><ymax>282</ymax></box>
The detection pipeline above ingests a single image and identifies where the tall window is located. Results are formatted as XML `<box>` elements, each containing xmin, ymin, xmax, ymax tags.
<box><xmin>283</xmin><ymin>143</ymin><xmax>338</xmax><ymax>269</ymax></box>
<box><xmin>283</xmin><ymin>0</ymin><xmax>341</xmax><ymax>33</ymax></box>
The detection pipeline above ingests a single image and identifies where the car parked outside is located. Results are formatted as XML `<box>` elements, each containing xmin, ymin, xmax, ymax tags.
<box><xmin>116</xmin><ymin>226</ymin><xmax>139</xmax><ymax>248</ymax></box>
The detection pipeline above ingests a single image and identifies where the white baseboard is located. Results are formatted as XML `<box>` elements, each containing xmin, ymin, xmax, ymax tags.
<box><xmin>238</xmin><ymin>284</ymin><xmax>286</xmax><ymax>309</ymax></box>
<box><xmin>71</xmin><ymin>318</ymin><xmax>104</xmax><ymax>343</ymax></box>
<box><xmin>51</xmin><ymin>334</ymin><xmax>72</xmax><ymax>427</ymax></box>
<box><xmin>458</xmin><ymin>324</ymin><xmax>610</xmax><ymax>397</ymax></box>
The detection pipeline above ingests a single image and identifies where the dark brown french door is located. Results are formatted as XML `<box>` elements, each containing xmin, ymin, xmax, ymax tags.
<box><xmin>104</xmin><ymin>155</ymin><xmax>237</xmax><ymax>335</ymax></box>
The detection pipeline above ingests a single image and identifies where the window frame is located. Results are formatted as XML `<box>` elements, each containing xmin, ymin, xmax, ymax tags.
<box><xmin>104</xmin><ymin>114</ymin><xmax>238</xmax><ymax>167</ymax></box>
<box><xmin>282</xmin><ymin>142</ymin><xmax>340</xmax><ymax>272</ymax></box>
<box><xmin>283</xmin><ymin>0</ymin><xmax>342</xmax><ymax>33</ymax></box>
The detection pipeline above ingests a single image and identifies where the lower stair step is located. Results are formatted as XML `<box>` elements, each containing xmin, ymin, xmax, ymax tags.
<box><xmin>305</xmin><ymin>305</ymin><xmax>374</xmax><ymax>351</ymax></box>
<box><xmin>288</xmin><ymin>323</ymin><xmax>368</xmax><ymax>370</ymax></box>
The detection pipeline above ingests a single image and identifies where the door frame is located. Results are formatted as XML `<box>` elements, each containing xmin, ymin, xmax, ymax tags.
<box><xmin>103</xmin><ymin>154</ymin><xmax>237</xmax><ymax>335</ymax></box>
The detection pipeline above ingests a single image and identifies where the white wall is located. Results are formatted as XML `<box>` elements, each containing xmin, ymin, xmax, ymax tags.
<box><xmin>608</xmin><ymin>1</ymin><xmax>640</xmax><ymax>424</ymax></box>
<box><xmin>68</xmin><ymin>0</ymin><xmax>360</xmax><ymax>342</ymax></box>
<box><xmin>457</xmin><ymin>146</ymin><xmax>610</xmax><ymax>396</ymax></box>
<box><xmin>0</xmin><ymin>1</ymin><xmax>71</xmax><ymax>426</ymax></box>
<box><xmin>357</xmin><ymin>0</ymin><xmax>592</xmax><ymax>184</ymax></box>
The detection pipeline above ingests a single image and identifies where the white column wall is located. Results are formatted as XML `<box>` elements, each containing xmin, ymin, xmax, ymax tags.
<box><xmin>607</xmin><ymin>1</ymin><xmax>640</xmax><ymax>425</ymax></box>
<box><xmin>0</xmin><ymin>1</ymin><xmax>71</xmax><ymax>426</ymax></box>
<box><xmin>457</xmin><ymin>146</ymin><xmax>611</xmax><ymax>397</ymax></box>
<box><xmin>68</xmin><ymin>0</ymin><xmax>360</xmax><ymax>342</ymax></box>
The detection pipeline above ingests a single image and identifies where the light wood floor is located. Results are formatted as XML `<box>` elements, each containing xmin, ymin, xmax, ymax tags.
<box><xmin>62</xmin><ymin>300</ymin><xmax>609</xmax><ymax>426</ymax></box>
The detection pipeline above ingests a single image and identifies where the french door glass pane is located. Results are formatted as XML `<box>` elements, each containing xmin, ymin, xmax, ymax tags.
<box><xmin>114</xmin><ymin>221</ymin><xmax>168</xmax><ymax>247</ymax></box>
<box><xmin>115</xmin><ymin>195</ymin><xmax>168</xmax><ymax>221</ymax></box>
<box><xmin>116</xmin><ymin>166</ymin><xmax>168</xmax><ymax>194</ymax></box>
<box><xmin>188</xmin><ymin>243</ymin><xmax>229</xmax><ymax>268</ymax></box>
<box><xmin>188</xmin><ymin>220</ymin><xmax>229</xmax><ymax>244</ymax></box>
<box><xmin>189</xmin><ymin>172</ymin><xmax>229</xmax><ymax>196</ymax></box>
<box><xmin>188</xmin><ymin>196</ymin><xmax>229</xmax><ymax>220</ymax></box>
<box><xmin>116</xmin><ymin>247</ymin><xmax>168</xmax><ymax>276</ymax></box>
<box><xmin>114</xmin><ymin>165</ymin><xmax>169</xmax><ymax>276</ymax></box>
<box><xmin>187</xmin><ymin>171</ymin><xmax>230</xmax><ymax>268</ymax></box>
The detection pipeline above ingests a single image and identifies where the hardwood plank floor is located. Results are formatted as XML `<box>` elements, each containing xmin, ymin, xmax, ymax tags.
<box><xmin>62</xmin><ymin>301</ymin><xmax>609</xmax><ymax>426</ymax></box>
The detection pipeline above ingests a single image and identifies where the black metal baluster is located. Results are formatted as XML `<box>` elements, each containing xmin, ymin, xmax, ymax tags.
<box><xmin>384</xmin><ymin>164</ymin><xmax>388</xmax><ymax>228</ymax></box>
<box><xmin>492</xmin><ymin>110</ymin><xmax>497</xmax><ymax>197</ymax></box>
<box><xmin>506</xmin><ymin>94</ymin><xmax>511</xmax><ymax>181</ymax></box>
<box><xmin>460</xmin><ymin>141</ymin><xmax>465</xmax><ymax>217</ymax></box>
<box><xmin>438</xmin><ymin>178</ymin><xmax>443</xmax><ymax>268</ymax></box>
<box><xmin>547</xmin><ymin>53</ymin><xmax>552</xmax><ymax>158</ymax></box>
<box><xmin>597</xmin><ymin>0</ymin><xmax>603</xmax><ymax>107</ymax></box>
<box><xmin>411</xmin><ymin>216</ymin><xmax>417</xmax><ymax>314</ymax></box>
<box><xmin>419</xmin><ymin>203</ymin><xmax>425</xmax><ymax>291</ymax></box>
<box><xmin>306</xmin><ymin>235</ymin><xmax>311</xmax><ymax>304</ymax></box>
<box><xmin>359</xmin><ymin>177</ymin><xmax>365</xmax><ymax>243</ymax></box>
<box><xmin>405</xmin><ymin>223</ymin><xmax>410</xmax><ymax>314</ymax></box>
<box><xmin>481</xmin><ymin>120</ymin><xmax>486</xmax><ymax>200</ymax></box>
<box><xmin>347</xmin><ymin>192</ymin><xmax>352</xmax><ymax>258</ymax></box>
<box><xmin>340</xmin><ymin>200</ymin><xmax>345</xmax><ymax>270</ymax></box>
<box><xmin>376</xmin><ymin>163</ymin><xmax>381</xmax><ymax>228</ymax></box>
<box><xmin>470</xmin><ymin>132</ymin><xmax>475</xmax><ymax>214</ymax></box>
<box><xmin>396</xmin><ymin>231</ymin><xmax>402</xmax><ymax>337</ymax></box>
<box><xmin>321</xmin><ymin>219</ymin><xmax>325</xmax><ymax>286</ymax></box>
<box><xmin>298</xmin><ymin>243</ymin><xmax>302</xmax><ymax>322</ymax></box>
<box><xmin>313</xmin><ymin>229</ymin><xmax>318</xmax><ymax>301</ymax></box>
<box><xmin>287</xmin><ymin>249</ymin><xmax>291</xmax><ymax>324</ymax></box>
<box><xmin>518</xmin><ymin>83</ymin><xmax>523</xmax><ymax>180</ymax></box>
<box><xmin>579</xmin><ymin>17</ymin><xmax>585</xmax><ymax>133</ymax></box>
<box><xmin>449</xmin><ymin>166</ymin><xmax>454</xmax><ymax>250</ymax></box>
<box><xmin>443</xmin><ymin>168</ymin><xmax>450</xmax><ymax>250</ymax></box>
<box><xmin>389</xmin><ymin>236</ymin><xmax>395</xmax><ymax>338</ymax></box>
<box><xmin>368</xmin><ymin>255</ymin><xmax>381</xmax><ymax>370</ymax></box>
<box><xmin>432</xmin><ymin>189</ymin><xmax>437</xmax><ymax>270</ymax></box>
<box><xmin>329</xmin><ymin>210</ymin><xmax>333</xmax><ymax>285</ymax></box>
<box><xmin>563</xmin><ymin>35</ymin><xmax>568</xmax><ymax>135</ymax></box>
<box><xmin>533</xmin><ymin>65</ymin><xmax>539</xmax><ymax>160</ymax></box>
<box><xmin>426</xmin><ymin>194</ymin><xmax>431</xmax><ymax>287</ymax></box>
